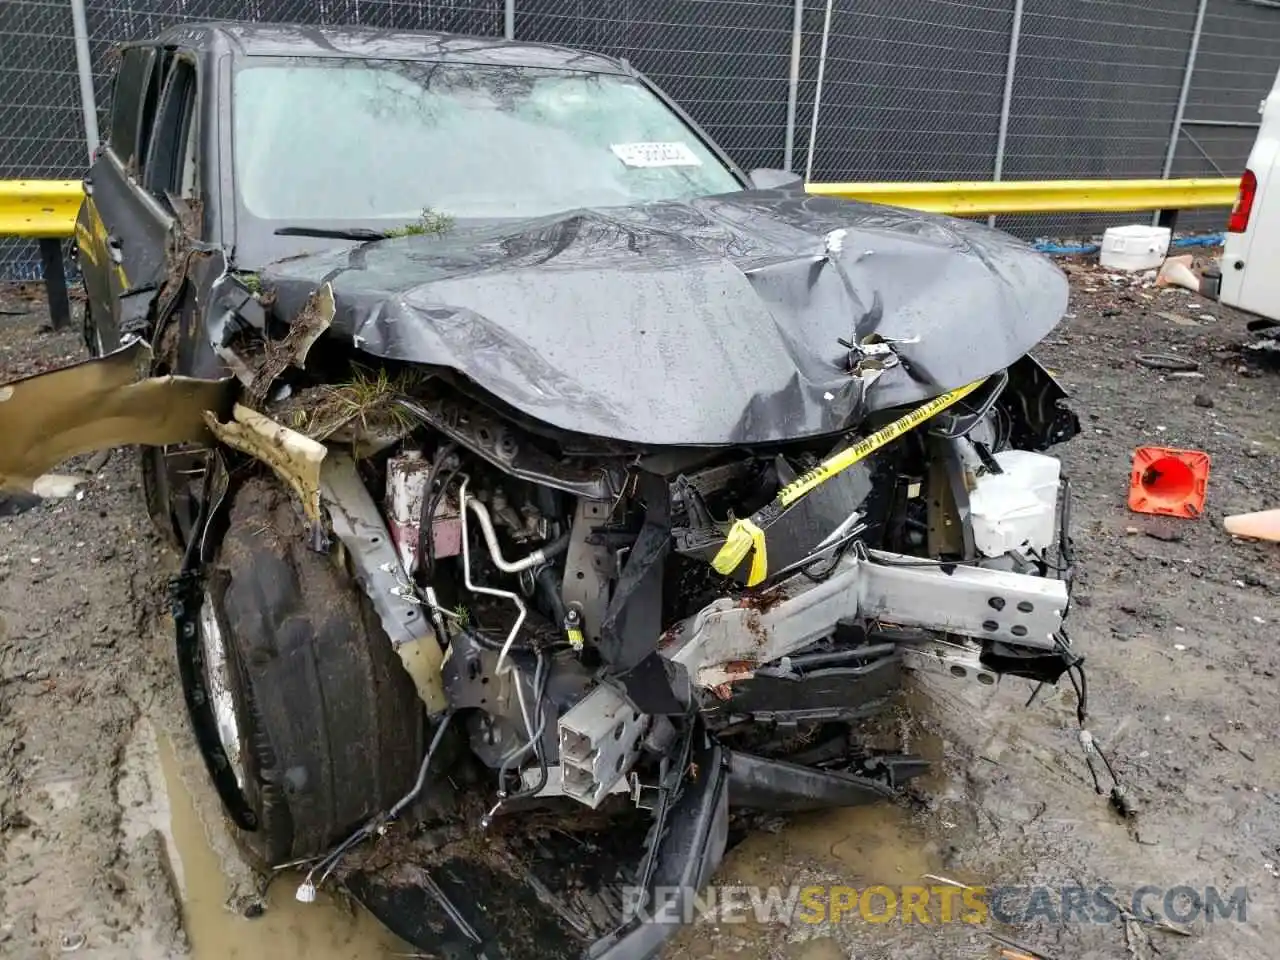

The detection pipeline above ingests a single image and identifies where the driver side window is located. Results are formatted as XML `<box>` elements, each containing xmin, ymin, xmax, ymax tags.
<box><xmin>143</xmin><ymin>56</ymin><xmax>199</xmax><ymax>202</ymax></box>
<box><xmin>106</xmin><ymin>46</ymin><xmax>157</xmax><ymax>174</ymax></box>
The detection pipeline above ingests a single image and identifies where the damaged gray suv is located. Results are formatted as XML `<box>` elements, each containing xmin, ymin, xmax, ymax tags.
<box><xmin>2</xmin><ymin>21</ymin><xmax>1086</xmax><ymax>960</ymax></box>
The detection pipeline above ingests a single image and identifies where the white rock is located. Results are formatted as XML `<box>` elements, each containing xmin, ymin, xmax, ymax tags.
<box><xmin>31</xmin><ymin>473</ymin><xmax>81</xmax><ymax>499</ymax></box>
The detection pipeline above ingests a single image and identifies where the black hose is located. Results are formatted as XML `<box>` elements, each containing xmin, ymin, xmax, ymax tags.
<box><xmin>538</xmin><ymin>531</ymin><xmax>571</xmax><ymax>562</ymax></box>
<box><xmin>417</xmin><ymin>443</ymin><xmax>458</xmax><ymax>584</ymax></box>
<box><xmin>535</xmin><ymin>564</ymin><xmax>568</xmax><ymax>626</ymax></box>
<box><xmin>457</xmin><ymin>623</ymin><xmax>539</xmax><ymax>656</ymax></box>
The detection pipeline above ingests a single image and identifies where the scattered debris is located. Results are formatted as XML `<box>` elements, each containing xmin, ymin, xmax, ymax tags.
<box><xmin>1244</xmin><ymin>321</ymin><xmax>1280</xmax><ymax>363</ymax></box>
<box><xmin>1155</xmin><ymin>254</ymin><xmax>1202</xmax><ymax>293</ymax></box>
<box><xmin>1140</xmin><ymin>523</ymin><xmax>1183</xmax><ymax>543</ymax></box>
<box><xmin>83</xmin><ymin>448</ymin><xmax>113</xmax><ymax>475</ymax></box>
<box><xmin>986</xmin><ymin>931</ymin><xmax>1059</xmax><ymax>960</ymax></box>
<box><xmin>1100</xmin><ymin>225</ymin><xmax>1170</xmax><ymax>272</ymax></box>
<box><xmin>59</xmin><ymin>932</ymin><xmax>86</xmax><ymax>952</ymax></box>
<box><xmin>1156</xmin><ymin>311</ymin><xmax>1199</xmax><ymax>327</ymax></box>
<box><xmin>1136</xmin><ymin>353</ymin><xmax>1199</xmax><ymax>372</ymax></box>
<box><xmin>245</xmin><ymin>281</ymin><xmax>335</xmax><ymax>406</ymax></box>
<box><xmin>1099</xmin><ymin>890</ymin><xmax>1193</xmax><ymax>938</ymax></box>
<box><xmin>0</xmin><ymin>490</ymin><xmax>42</xmax><ymax>517</ymax></box>
<box><xmin>279</xmin><ymin>366</ymin><xmax>425</xmax><ymax>448</ymax></box>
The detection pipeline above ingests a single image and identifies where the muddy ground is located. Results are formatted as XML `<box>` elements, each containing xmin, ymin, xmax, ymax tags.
<box><xmin>0</xmin><ymin>265</ymin><xmax>1278</xmax><ymax>960</ymax></box>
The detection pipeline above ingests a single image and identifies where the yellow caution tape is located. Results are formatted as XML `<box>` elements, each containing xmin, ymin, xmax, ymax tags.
<box><xmin>711</xmin><ymin>517</ymin><xmax>768</xmax><ymax>585</ymax></box>
<box><xmin>711</xmin><ymin>378</ymin><xmax>987</xmax><ymax>586</ymax></box>
<box><xmin>778</xmin><ymin>379</ymin><xmax>986</xmax><ymax>506</ymax></box>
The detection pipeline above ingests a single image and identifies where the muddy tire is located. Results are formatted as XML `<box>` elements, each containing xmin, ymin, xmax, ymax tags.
<box><xmin>200</xmin><ymin>476</ymin><xmax>425</xmax><ymax>868</ymax></box>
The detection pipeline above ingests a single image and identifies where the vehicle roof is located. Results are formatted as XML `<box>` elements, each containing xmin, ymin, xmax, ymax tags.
<box><xmin>152</xmin><ymin>21</ymin><xmax>632</xmax><ymax>74</ymax></box>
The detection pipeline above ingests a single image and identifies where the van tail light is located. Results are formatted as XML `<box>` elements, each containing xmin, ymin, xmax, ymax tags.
<box><xmin>1228</xmin><ymin>169</ymin><xmax>1257</xmax><ymax>233</ymax></box>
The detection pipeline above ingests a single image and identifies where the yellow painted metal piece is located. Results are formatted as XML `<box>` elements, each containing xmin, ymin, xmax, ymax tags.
<box><xmin>0</xmin><ymin>180</ymin><xmax>82</xmax><ymax>239</ymax></box>
<box><xmin>804</xmin><ymin>177</ymin><xmax>1237</xmax><ymax>216</ymax></box>
<box><xmin>0</xmin><ymin>340</ymin><xmax>232</xmax><ymax>492</ymax></box>
<box><xmin>0</xmin><ymin>177</ymin><xmax>1237</xmax><ymax>242</ymax></box>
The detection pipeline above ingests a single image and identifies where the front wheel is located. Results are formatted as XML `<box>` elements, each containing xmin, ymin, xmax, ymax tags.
<box><xmin>190</xmin><ymin>475</ymin><xmax>426</xmax><ymax>867</ymax></box>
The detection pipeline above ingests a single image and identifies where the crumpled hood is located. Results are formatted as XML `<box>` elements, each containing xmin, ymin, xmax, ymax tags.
<box><xmin>262</xmin><ymin>188</ymin><xmax>1068</xmax><ymax>446</ymax></box>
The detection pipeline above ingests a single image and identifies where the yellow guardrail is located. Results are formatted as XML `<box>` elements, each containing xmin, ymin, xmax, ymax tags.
<box><xmin>0</xmin><ymin>177</ymin><xmax>1239</xmax><ymax>241</ymax></box>
<box><xmin>805</xmin><ymin>177</ymin><xmax>1238</xmax><ymax>216</ymax></box>
<box><xmin>0</xmin><ymin>180</ymin><xmax>82</xmax><ymax>239</ymax></box>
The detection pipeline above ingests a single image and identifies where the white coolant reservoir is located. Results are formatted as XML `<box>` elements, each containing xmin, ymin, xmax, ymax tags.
<box><xmin>968</xmin><ymin>450</ymin><xmax>1062</xmax><ymax>557</ymax></box>
<box><xmin>1099</xmin><ymin>224</ymin><xmax>1171</xmax><ymax>271</ymax></box>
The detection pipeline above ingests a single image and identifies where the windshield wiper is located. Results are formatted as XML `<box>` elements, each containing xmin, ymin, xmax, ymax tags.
<box><xmin>273</xmin><ymin>226</ymin><xmax>388</xmax><ymax>241</ymax></box>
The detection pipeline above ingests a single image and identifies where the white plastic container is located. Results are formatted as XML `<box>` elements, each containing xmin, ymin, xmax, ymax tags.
<box><xmin>1099</xmin><ymin>224</ymin><xmax>1171</xmax><ymax>271</ymax></box>
<box><xmin>968</xmin><ymin>450</ymin><xmax>1062</xmax><ymax>558</ymax></box>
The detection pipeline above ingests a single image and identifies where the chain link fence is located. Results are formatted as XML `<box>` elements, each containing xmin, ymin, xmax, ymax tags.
<box><xmin>3</xmin><ymin>0</ymin><xmax>1280</xmax><ymax>277</ymax></box>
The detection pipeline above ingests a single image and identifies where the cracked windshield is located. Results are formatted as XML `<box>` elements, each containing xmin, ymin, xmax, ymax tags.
<box><xmin>232</xmin><ymin>59</ymin><xmax>742</xmax><ymax>223</ymax></box>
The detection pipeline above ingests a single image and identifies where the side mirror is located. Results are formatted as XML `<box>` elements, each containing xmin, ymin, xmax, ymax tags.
<box><xmin>748</xmin><ymin>168</ymin><xmax>805</xmax><ymax>190</ymax></box>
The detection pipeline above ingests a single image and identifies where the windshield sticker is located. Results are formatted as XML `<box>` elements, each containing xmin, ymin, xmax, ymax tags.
<box><xmin>610</xmin><ymin>142</ymin><xmax>703</xmax><ymax>168</ymax></box>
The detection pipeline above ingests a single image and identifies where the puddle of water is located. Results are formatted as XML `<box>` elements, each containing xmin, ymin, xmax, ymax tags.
<box><xmin>785</xmin><ymin>803</ymin><xmax>944</xmax><ymax>884</ymax></box>
<box><xmin>154</xmin><ymin>728</ymin><xmax>411</xmax><ymax>960</ymax></box>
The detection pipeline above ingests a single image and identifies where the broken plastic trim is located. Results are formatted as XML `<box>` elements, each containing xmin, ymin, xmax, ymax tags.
<box><xmin>587</xmin><ymin>736</ymin><xmax>729</xmax><ymax>960</ymax></box>
<box><xmin>204</xmin><ymin>403</ymin><xmax>326</xmax><ymax>527</ymax></box>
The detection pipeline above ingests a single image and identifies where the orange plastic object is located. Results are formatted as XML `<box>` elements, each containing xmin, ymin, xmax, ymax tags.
<box><xmin>1127</xmin><ymin>446</ymin><xmax>1210</xmax><ymax>518</ymax></box>
<box><xmin>1224</xmin><ymin>508</ymin><xmax>1280</xmax><ymax>542</ymax></box>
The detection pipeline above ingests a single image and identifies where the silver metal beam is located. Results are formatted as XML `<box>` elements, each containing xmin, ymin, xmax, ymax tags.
<box><xmin>70</xmin><ymin>0</ymin><xmax>100</xmax><ymax>162</ymax></box>
<box><xmin>1161</xmin><ymin>0</ymin><xmax>1209</xmax><ymax>180</ymax></box>
<box><xmin>504</xmin><ymin>0</ymin><xmax>515</xmax><ymax>40</ymax></box>
<box><xmin>804</xmin><ymin>0</ymin><xmax>834</xmax><ymax>183</ymax></box>
<box><xmin>783</xmin><ymin>0</ymin><xmax>804</xmax><ymax>172</ymax></box>
<box><xmin>663</xmin><ymin>548</ymin><xmax>1067</xmax><ymax>690</ymax></box>
<box><xmin>989</xmin><ymin>0</ymin><xmax>1024</xmax><ymax>228</ymax></box>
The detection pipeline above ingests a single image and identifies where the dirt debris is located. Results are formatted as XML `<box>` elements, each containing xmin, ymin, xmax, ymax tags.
<box><xmin>1</xmin><ymin>266</ymin><xmax>1279</xmax><ymax>960</ymax></box>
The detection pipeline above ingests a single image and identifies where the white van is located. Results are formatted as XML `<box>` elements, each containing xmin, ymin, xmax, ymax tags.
<box><xmin>1217</xmin><ymin>66</ymin><xmax>1280</xmax><ymax>323</ymax></box>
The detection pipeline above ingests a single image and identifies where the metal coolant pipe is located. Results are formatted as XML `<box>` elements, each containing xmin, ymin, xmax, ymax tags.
<box><xmin>463</xmin><ymin>496</ymin><xmax>569</xmax><ymax>573</ymax></box>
